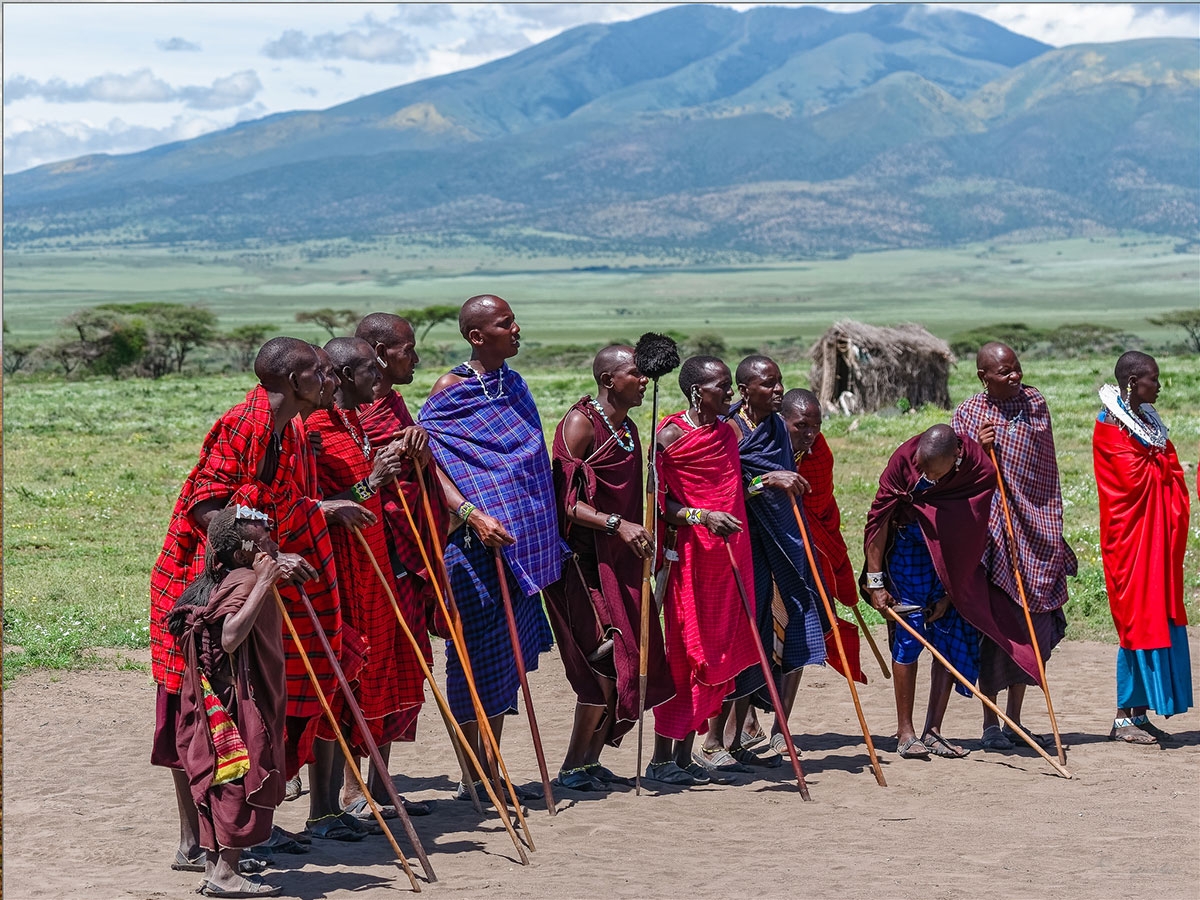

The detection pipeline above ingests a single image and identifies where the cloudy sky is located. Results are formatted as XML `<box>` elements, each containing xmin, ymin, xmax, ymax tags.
<box><xmin>4</xmin><ymin>2</ymin><xmax>1197</xmax><ymax>173</ymax></box>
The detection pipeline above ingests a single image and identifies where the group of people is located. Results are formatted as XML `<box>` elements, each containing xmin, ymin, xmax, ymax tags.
<box><xmin>150</xmin><ymin>295</ymin><xmax>1193</xmax><ymax>897</ymax></box>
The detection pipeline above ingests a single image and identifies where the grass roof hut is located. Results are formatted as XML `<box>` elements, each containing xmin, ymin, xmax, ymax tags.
<box><xmin>809</xmin><ymin>320</ymin><xmax>955</xmax><ymax>415</ymax></box>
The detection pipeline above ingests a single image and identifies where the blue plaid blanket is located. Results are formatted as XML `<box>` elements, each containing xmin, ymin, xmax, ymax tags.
<box><xmin>728</xmin><ymin>406</ymin><xmax>824</xmax><ymax>692</ymax></box>
<box><xmin>420</xmin><ymin>363</ymin><xmax>569</xmax><ymax>597</ymax></box>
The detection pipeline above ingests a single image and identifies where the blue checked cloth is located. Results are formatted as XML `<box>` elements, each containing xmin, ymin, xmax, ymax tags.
<box><xmin>420</xmin><ymin>362</ymin><xmax>569</xmax><ymax>597</ymax></box>
<box><xmin>887</xmin><ymin>520</ymin><xmax>980</xmax><ymax>697</ymax></box>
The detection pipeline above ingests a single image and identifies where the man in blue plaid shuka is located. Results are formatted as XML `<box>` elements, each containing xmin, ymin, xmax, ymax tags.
<box><xmin>419</xmin><ymin>296</ymin><xmax>566</xmax><ymax>799</ymax></box>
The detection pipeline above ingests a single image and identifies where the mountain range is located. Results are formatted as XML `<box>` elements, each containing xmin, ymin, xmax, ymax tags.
<box><xmin>5</xmin><ymin>4</ymin><xmax>1198</xmax><ymax>256</ymax></box>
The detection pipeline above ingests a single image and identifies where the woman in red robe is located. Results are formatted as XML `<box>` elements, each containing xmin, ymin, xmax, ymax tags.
<box><xmin>1094</xmin><ymin>351</ymin><xmax>1192</xmax><ymax>745</ymax></box>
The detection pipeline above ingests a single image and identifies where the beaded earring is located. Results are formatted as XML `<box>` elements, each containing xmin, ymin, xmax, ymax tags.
<box><xmin>690</xmin><ymin>386</ymin><xmax>700</xmax><ymax>407</ymax></box>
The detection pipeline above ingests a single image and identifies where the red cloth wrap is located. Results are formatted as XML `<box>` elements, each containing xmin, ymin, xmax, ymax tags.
<box><xmin>1093</xmin><ymin>422</ymin><xmax>1190</xmax><ymax>650</ymax></box>
<box><xmin>652</xmin><ymin>412</ymin><xmax>758</xmax><ymax>740</ymax></box>
<box><xmin>543</xmin><ymin>398</ymin><xmax>674</xmax><ymax>742</ymax></box>
<box><xmin>360</xmin><ymin>389</ymin><xmax>449</xmax><ymax>640</ymax></box>
<box><xmin>309</xmin><ymin>406</ymin><xmax>427</xmax><ymax>750</ymax></box>
<box><xmin>864</xmin><ymin>433</ymin><xmax>1040</xmax><ymax>684</ymax></box>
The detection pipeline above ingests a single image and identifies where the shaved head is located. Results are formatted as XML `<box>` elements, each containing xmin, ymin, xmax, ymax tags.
<box><xmin>254</xmin><ymin>336</ymin><xmax>317</xmax><ymax>389</ymax></box>
<box><xmin>356</xmin><ymin>312</ymin><xmax>413</xmax><ymax>349</ymax></box>
<box><xmin>735</xmin><ymin>354</ymin><xmax>774</xmax><ymax>386</ymax></box>
<box><xmin>459</xmin><ymin>294</ymin><xmax>508</xmax><ymax>338</ymax></box>
<box><xmin>1115</xmin><ymin>350</ymin><xmax>1156</xmax><ymax>385</ymax></box>
<box><xmin>976</xmin><ymin>341</ymin><xmax>1016</xmax><ymax>371</ymax></box>
<box><xmin>324</xmin><ymin>336</ymin><xmax>373</xmax><ymax>370</ymax></box>
<box><xmin>917</xmin><ymin>424</ymin><xmax>959</xmax><ymax>464</ymax></box>
<box><xmin>593</xmin><ymin>344</ymin><xmax>635</xmax><ymax>385</ymax></box>
<box><xmin>782</xmin><ymin>388</ymin><xmax>820</xmax><ymax>417</ymax></box>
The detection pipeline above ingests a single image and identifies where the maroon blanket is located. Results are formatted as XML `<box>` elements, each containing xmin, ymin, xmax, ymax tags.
<box><xmin>864</xmin><ymin>433</ymin><xmax>1040</xmax><ymax>684</ymax></box>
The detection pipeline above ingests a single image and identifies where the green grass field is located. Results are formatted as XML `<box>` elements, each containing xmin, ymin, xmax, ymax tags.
<box><xmin>4</xmin><ymin>349</ymin><xmax>1198</xmax><ymax>682</ymax></box>
<box><xmin>4</xmin><ymin>234</ymin><xmax>1197</xmax><ymax>347</ymax></box>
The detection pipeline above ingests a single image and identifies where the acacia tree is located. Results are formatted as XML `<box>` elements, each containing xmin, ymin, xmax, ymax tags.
<box><xmin>296</xmin><ymin>308</ymin><xmax>357</xmax><ymax>339</ymax></box>
<box><xmin>1148</xmin><ymin>310</ymin><xmax>1200</xmax><ymax>353</ymax></box>
<box><xmin>218</xmin><ymin>323</ymin><xmax>274</xmax><ymax>371</ymax></box>
<box><xmin>96</xmin><ymin>302</ymin><xmax>218</xmax><ymax>376</ymax></box>
<box><xmin>398</xmin><ymin>305</ymin><xmax>459</xmax><ymax>341</ymax></box>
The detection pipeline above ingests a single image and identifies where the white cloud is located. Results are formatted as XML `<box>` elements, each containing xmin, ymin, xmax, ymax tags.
<box><xmin>261</xmin><ymin>17</ymin><xmax>424</xmax><ymax>64</ymax></box>
<box><xmin>156</xmin><ymin>36</ymin><xmax>201</xmax><ymax>52</ymax></box>
<box><xmin>957</xmin><ymin>3</ymin><xmax>1200</xmax><ymax>47</ymax></box>
<box><xmin>4</xmin><ymin>68</ymin><xmax>262</xmax><ymax>110</ymax></box>
<box><xmin>4</xmin><ymin>114</ymin><xmax>229</xmax><ymax>172</ymax></box>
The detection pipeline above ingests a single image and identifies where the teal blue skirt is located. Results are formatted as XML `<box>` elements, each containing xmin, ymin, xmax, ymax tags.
<box><xmin>1116</xmin><ymin>624</ymin><xmax>1193</xmax><ymax>717</ymax></box>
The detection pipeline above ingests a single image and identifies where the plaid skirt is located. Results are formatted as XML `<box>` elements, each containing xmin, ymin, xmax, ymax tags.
<box><xmin>443</xmin><ymin>530</ymin><xmax>554</xmax><ymax>723</ymax></box>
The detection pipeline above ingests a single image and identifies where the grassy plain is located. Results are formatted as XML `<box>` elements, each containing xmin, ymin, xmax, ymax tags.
<box><xmin>4</xmin><ymin>352</ymin><xmax>1198</xmax><ymax>682</ymax></box>
<box><xmin>3</xmin><ymin>234</ymin><xmax>1198</xmax><ymax>347</ymax></box>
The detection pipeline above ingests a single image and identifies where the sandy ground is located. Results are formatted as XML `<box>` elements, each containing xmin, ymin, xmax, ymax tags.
<box><xmin>4</xmin><ymin>633</ymin><xmax>1198</xmax><ymax>900</ymax></box>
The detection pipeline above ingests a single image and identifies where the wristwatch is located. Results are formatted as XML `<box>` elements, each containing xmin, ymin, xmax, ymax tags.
<box><xmin>605</xmin><ymin>514</ymin><xmax>622</xmax><ymax>535</ymax></box>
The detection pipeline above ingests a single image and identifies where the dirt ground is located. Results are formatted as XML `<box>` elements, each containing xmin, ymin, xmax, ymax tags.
<box><xmin>4</xmin><ymin>633</ymin><xmax>1198</xmax><ymax>900</ymax></box>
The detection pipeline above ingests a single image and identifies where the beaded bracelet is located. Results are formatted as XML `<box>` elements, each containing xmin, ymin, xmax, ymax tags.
<box><xmin>747</xmin><ymin>475</ymin><xmax>766</xmax><ymax>496</ymax></box>
<box><xmin>865</xmin><ymin>572</ymin><xmax>885</xmax><ymax>589</ymax></box>
<box><xmin>351</xmin><ymin>478</ymin><xmax>376</xmax><ymax>502</ymax></box>
<box><xmin>457</xmin><ymin>501</ymin><xmax>477</xmax><ymax>522</ymax></box>
<box><xmin>681</xmin><ymin>507</ymin><xmax>707</xmax><ymax>526</ymax></box>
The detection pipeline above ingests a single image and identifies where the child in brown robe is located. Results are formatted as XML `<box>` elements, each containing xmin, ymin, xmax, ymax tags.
<box><xmin>167</xmin><ymin>506</ymin><xmax>287</xmax><ymax>898</ymax></box>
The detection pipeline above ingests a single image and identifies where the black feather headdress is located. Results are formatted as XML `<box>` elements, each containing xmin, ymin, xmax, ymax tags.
<box><xmin>634</xmin><ymin>333</ymin><xmax>680</xmax><ymax>381</ymax></box>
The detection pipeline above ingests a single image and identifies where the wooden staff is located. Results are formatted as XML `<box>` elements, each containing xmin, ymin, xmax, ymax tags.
<box><xmin>492</xmin><ymin>548</ymin><xmax>557</xmax><ymax>814</ymax></box>
<box><xmin>789</xmin><ymin>498</ymin><xmax>886</xmax><ymax>787</ymax></box>
<box><xmin>881</xmin><ymin>606</ymin><xmax>1072</xmax><ymax>779</ymax></box>
<box><xmin>400</xmin><ymin>468</ymin><xmax>537</xmax><ymax>849</ymax></box>
<box><xmin>851</xmin><ymin>604</ymin><xmax>891</xmax><ymax>680</ymax></box>
<box><xmin>722</xmin><ymin>539</ymin><xmax>811</xmax><ymax>800</ymax></box>
<box><xmin>351</xmin><ymin>527</ymin><xmax>530</xmax><ymax>864</ymax></box>
<box><xmin>285</xmin><ymin>584</ymin><xmax>437</xmax><ymax>880</ymax></box>
<box><xmin>271</xmin><ymin>587</ymin><xmax>422</xmax><ymax>892</ymax></box>
<box><xmin>988</xmin><ymin>446</ymin><xmax>1066</xmax><ymax>765</ymax></box>
<box><xmin>635</xmin><ymin>465</ymin><xmax>655</xmax><ymax>796</ymax></box>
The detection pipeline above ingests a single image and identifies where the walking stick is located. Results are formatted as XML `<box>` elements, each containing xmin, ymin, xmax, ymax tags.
<box><xmin>988</xmin><ymin>446</ymin><xmax>1066</xmax><ymax>765</ymax></box>
<box><xmin>401</xmin><ymin>468</ymin><xmax>537</xmax><ymax>849</ymax></box>
<box><xmin>288</xmin><ymin>585</ymin><xmax>437</xmax><ymax>879</ymax></box>
<box><xmin>789</xmin><ymin>498</ymin><xmax>886</xmax><ymax>787</ymax></box>
<box><xmin>633</xmin><ymin>332</ymin><xmax>679</xmax><ymax>795</ymax></box>
<box><xmin>352</xmin><ymin>527</ymin><xmax>530</xmax><ymax>864</ymax></box>
<box><xmin>881</xmin><ymin>606</ymin><xmax>1072</xmax><ymax>779</ymax></box>
<box><xmin>492</xmin><ymin>548</ymin><xmax>556</xmax><ymax>814</ymax></box>
<box><xmin>722</xmin><ymin>538</ymin><xmax>811</xmax><ymax>799</ymax></box>
<box><xmin>271</xmin><ymin>587</ymin><xmax>423</xmax><ymax>892</ymax></box>
<box><xmin>851</xmin><ymin>604</ymin><xmax>891</xmax><ymax>680</ymax></box>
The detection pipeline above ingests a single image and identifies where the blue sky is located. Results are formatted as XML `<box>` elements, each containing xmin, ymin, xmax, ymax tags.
<box><xmin>4</xmin><ymin>2</ymin><xmax>1197</xmax><ymax>173</ymax></box>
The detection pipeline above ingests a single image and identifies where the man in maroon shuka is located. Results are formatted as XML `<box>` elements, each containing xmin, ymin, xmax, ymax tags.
<box><xmin>543</xmin><ymin>345</ymin><xmax>673</xmax><ymax>791</ymax></box>
<box><xmin>150</xmin><ymin>337</ymin><xmax>334</xmax><ymax>870</ymax></box>
<box><xmin>309</xmin><ymin>336</ymin><xmax>434</xmax><ymax>821</ymax></box>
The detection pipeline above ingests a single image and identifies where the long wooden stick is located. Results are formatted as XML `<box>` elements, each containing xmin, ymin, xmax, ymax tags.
<box><xmin>271</xmin><ymin>587</ymin><xmax>421</xmax><ymax>892</ymax></box>
<box><xmin>635</xmin><ymin>413</ymin><xmax>657</xmax><ymax>796</ymax></box>
<box><xmin>288</xmin><ymin>585</ymin><xmax>437</xmax><ymax>879</ymax></box>
<box><xmin>352</xmin><ymin>527</ymin><xmax>530</xmax><ymax>864</ymax></box>
<box><xmin>881</xmin><ymin>607</ymin><xmax>1072</xmax><ymax>779</ymax></box>
<box><xmin>401</xmin><ymin>467</ymin><xmax>537</xmax><ymax>850</ymax></box>
<box><xmin>851</xmin><ymin>604</ymin><xmax>891</xmax><ymax>680</ymax></box>
<box><xmin>988</xmin><ymin>446</ymin><xmax>1067</xmax><ymax>765</ymax></box>
<box><xmin>789</xmin><ymin>498</ymin><xmax>886</xmax><ymax>787</ymax></box>
<box><xmin>722</xmin><ymin>539</ymin><xmax>811</xmax><ymax>800</ymax></box>
<box><xmin>492</xmin><ymin>548</ymin><xmax>556</xmax><ymax>814</ymax></box>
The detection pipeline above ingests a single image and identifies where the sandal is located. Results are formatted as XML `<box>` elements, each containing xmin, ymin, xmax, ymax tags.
<box><xmin>343</xmin><ymin>797</ymin><xmax>397</xmax><ymax>821</ymax></box>
<box><xmin>556</xmin><ymin>766</ymin><xmax>605</xmax><ymax>791</ymax></box>
<box><xmin>171</xmin><ymin>851</ymin><xmax>267</xmax><ymax>874</ymax></box>
<box><xmin>740</xmin><ymin>729</ymin><xmax>768</xmax><ymax>750</ymax></box>
<box><xmin>897</xmin><ymin>736</ymin><xmax>930</xmax><ymax>759</ymax></box>
<box><xmin>253</xmin><ymin>826</ymin><xmax>309</xmax><ymax>856</ymax></box>
<box><xmin>1109</xmin><ymin>716</ymin><xmax>1159</xmax><ymax>745</ymax></box>
<box><xmin>682</xmin><ymin>762</ymin><xmax>717</xmax><ymax>785</ymax></box>
<box><xmin>305</xmin><ymin>814</ymin><xmax>365</xmax><ymax>842</ymax></box>
<box><xmin>1135</xmin><ymin>719</ymin><xmax>1177</xmax><ymax>744</ymax></box>
<box><xmin>283</xmin><ymin>775</ymin><xmax>303</xmax><ymax>802</ymax></box>
<box><xmin>337</xmin><ymin>811</ymin><xmax>382</xmax><ymax>836</ymax></box>
<box><xmin>922</xmin><ymin>731</ymin><xmax>970</xmax><ymax>758</ymax></box>
<box><xmin>981</xmin><ymin>724</ymin><xmax>1014</xmax><ymax>751</ymax></box>
<box><xmin>1002</xmin><ymin>725</ymin><xmax>1055</xmax><ymax>749</ymax></box>
<box><xmin>693</xmin><ymin>746</ymin><xmax>751</xmax><ymax>774</ymax></box>
<box><xmin>643</xmin><ymin>760</ymin><xmax>695</xmax><ymax>786</ymax></box>
<box><xmin>585</xmin><ymin>763</ymin><xmax>634</xmax><ymax>787</ymax></box>
<box><xmin>198</xmin><ymin>875</ymin><xmax>281</xmax><ymax>898</ymax></box>
<box><xmin>731</xmin><ymin>745</ymin><xmax>783</xmax><ymax>768</ymax></box>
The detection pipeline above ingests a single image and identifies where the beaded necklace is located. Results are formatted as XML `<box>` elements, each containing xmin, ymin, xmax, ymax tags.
<box><xmin>588</xmin><ymin>398</ymin><xmax>633</xmax><ymax>453</ymax></box>
<box><xmin>336</xmin><ymin>406</ymin><xmax>371</xmax><ymax>460</ymax></box>
<box><xmin>464</xmin><ymin>361</ymin><xmax>504</xmax><ymax>401</ymax></box>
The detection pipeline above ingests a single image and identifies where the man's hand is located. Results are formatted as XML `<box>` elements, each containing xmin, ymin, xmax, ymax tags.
<box><xmin>762</xmin><ymin>470</ymin><xmax>810</xmax><ymax>496</ymax></box>
<box><xmin>615</xmin><ymin>519</ymin><xmax>653</xmax><ymax>559</ymax></box>
<box><xmin>321</xmin><ymin>498</ymin><xmax>376</xmax><ymax>529</ymax></box>
<box><xmin>253</xmin><ymin>553</ymin><xmax>283</xmax><ymax>587</ymax></box>
<box><xmin>704</xmin><ymin>511</ymin><xmax>742</xmax><ymax>537</ymax></box>
<box><xmin>392</xmin><ymin>426</ymin><xmax>431</xmax><ymax>463</ymax></box>
<box><xmin>369</xmin><ymin>443</ymin><xmax>407</xmax><ymax>491</ymax></box>
<box><xmin>927</xmin><ymin>595</ymin><xmax>951</xmax><ymax>623</ymax></box>
<box><xmin>306</xmin><ymin>430</ymin><xmax>325</xmax><ymax>456</ymax></box>
<box><xmin>978</xmin><ymin>423</ymin><xmax>996</xmax><ymax>454</ymax></box>
<box><xmin>277</xmin><ymin>552</ymin><xmax>318</xmax><ymax>584</ymax></box>
<box><xmin>466</xmin><ymin>510</ymin><xmax>516</xmax><ymax>547</ymax></box>
<box><xmin>868</xmin><ymin>586</ymin><xmax>895</xmax><ymax>613</ymax></box>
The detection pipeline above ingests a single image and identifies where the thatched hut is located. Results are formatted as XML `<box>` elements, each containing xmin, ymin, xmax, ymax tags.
<box><xmin>809</xmin><ymin>320</ymin><xmax>955</xmax><ymax>414</ymax></box>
